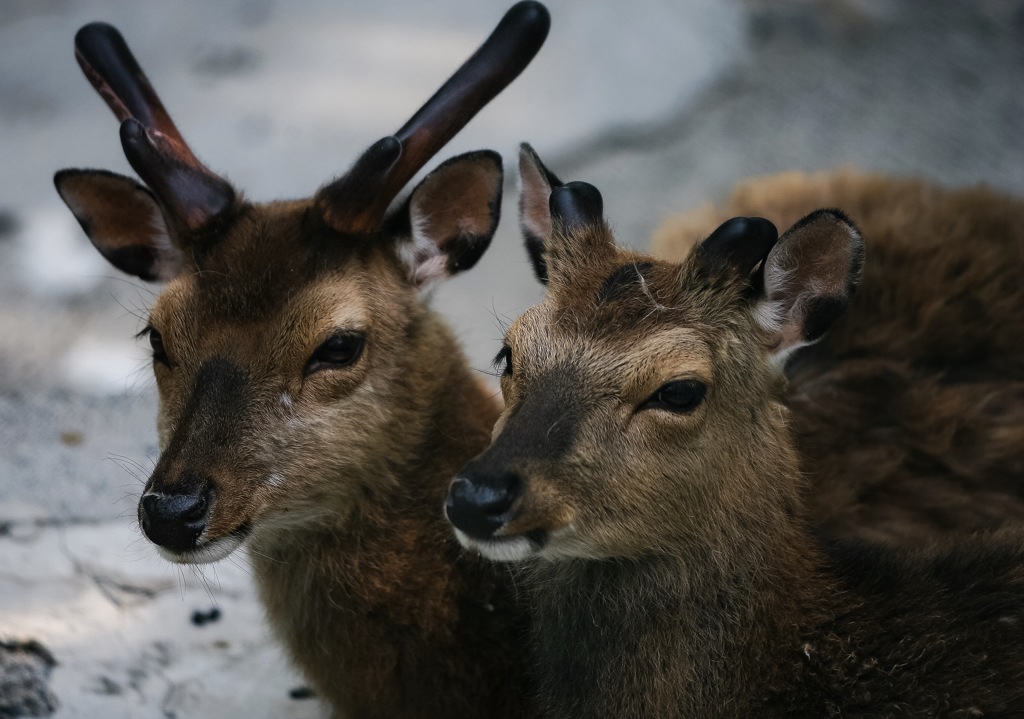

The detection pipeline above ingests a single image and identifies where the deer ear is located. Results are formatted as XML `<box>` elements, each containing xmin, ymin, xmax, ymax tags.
<box><xmin>518</xmin><ymin>143</ymin><xmax>562</xmax><ymax>283</ymax></box>
<box><xmin>54</xmin><ymin>169</ymin><xmax>182</xmax><ymax>282</ymax></box>
<box><xmin>518</xmin><ymin>144</ymin><xmax>611</xmax><ymax>285</ymax></box>
<box><xmin>753</xmin><ymin>209</ymin><xmax>864</xmax><ymax>366</ymax></box>
<box><xmin>397</xmin><ymin>150</ymin><xmax>503</xmax><ymax>287</ymax></box>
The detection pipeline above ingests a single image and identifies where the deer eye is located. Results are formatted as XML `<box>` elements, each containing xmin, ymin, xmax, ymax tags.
<box><xmin>493</xmin><ymin>345</ymin><xmax>513</xmax><ymax>377</ymax></box>
<box><xmin>642</xmin><ymin>379</ymin><xmax>706</xmax><ymax>414</ymax></box>
<box><xmin>306</xmin><ymin>332</ymin><xmax>365</xmax><ymax>375</ymax></box>
<box><xmin>145</xmin><ymin>327</ymin><xmax>170</xmax><ymax>367</ymax></box>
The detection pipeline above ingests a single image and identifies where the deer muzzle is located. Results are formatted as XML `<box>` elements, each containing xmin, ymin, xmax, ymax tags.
<box><xmin>139</xmin><ymin>357</ymin><xmax>254</xmax><ymax>563</ymax></box>
<box><xmin>446</xmin><ymin>458</ymin><xmax>551</xmax><ymax>562</ymax></box>
<box><xmin>445</xmin><ymin>469</ymin><xmax>523</xmax><ymax>541</ymax></box>
<box><xmin>140</xmin><ymin>485</ymin><xmax>211</xmax><ymax>551</ymax></box>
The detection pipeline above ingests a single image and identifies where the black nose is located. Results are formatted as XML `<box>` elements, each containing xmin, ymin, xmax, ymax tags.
<box><xmin>445</xmin><ymin>472</ymin><xmax>522</xmax><ymax>540</ymax></box>
<box><xmin>140</xmin><ymin>489</ymin><xmax>211</xmax><ymax>552</ymax></box>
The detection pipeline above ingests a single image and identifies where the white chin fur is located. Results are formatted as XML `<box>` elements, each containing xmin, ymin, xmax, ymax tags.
<box><xmin>157</xmin><ymin>533</ymin><xmax>245</xmax><ymax>565</ymax></box>
<box><xmin>454</xmin><ymin>529</ymin><xmax>538</xmax><ymax>562</ymax></box>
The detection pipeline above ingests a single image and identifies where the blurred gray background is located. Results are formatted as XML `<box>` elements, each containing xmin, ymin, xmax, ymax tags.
<box><xmin>1</xmin><ymin>0</ymin><xmax>1023</xmax><ymax>716</ymax></box>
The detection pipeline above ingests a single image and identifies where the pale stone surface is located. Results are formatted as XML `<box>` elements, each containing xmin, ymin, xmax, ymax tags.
<box><xmin>1</xmin><ymin>521</ymin><xmax>324</xmax><ymax>717</ymax></box>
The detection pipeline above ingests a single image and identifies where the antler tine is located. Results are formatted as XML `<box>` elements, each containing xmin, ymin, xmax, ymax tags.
<box><xmin>388</xmin><ymin>2</ymin><xmax>549</xmax><ymax>198</ymax></box>
<box><xmin>74</xmin><ymin>23</ymin><xmax>235</xmax><ymax>232</ymax></box>
<box><xmin>318</xmin><ymin>1</ymin><xmax>550</xmax><ymax>235</ymax></box>
<box><xmin>76</xmin><ymin>23</ymin><xmax>190</xmax><ymax>160</ymax></box>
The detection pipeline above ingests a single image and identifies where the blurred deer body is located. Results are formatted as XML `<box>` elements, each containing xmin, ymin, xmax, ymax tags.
<box><xmin>654</xmin><ymin>171</ymin><xmax>1024</xmax><ymax>545</ymax></box>
<box><xmin>54</xmin><ymin>7</ymin><xmax>550</xmax><ymax>717</ymax></box>
<box><xmin>445</xmin><ymin>147</ymin><xmax>1024</xmax><ymax>718</ymax></box>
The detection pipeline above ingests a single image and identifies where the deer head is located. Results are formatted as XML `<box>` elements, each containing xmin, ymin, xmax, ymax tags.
<box><xmin>53</xmin><ymin>4</ymin><xmax>549</xmax><ymax>564</ymax></box>
<box><xmin>445</xmin><ymin>144</ymin><xmax>863</xmax><ymax>561</ymax></box>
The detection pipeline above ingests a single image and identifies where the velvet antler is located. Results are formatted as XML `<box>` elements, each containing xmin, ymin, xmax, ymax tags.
<box><xmin>74</xmin><ymin>23</ymin><xmax>236</xmax><ymax>232</ymax></box>
<box><xmin>315</xmin><ymin>1</ymin><xmax>550</xmax><ymax>235</ymax></box>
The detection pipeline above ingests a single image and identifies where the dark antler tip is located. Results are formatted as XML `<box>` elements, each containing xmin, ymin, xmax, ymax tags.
<box><xmin>502</xmin><ymin>1</ymin><xmax>551</xmax><ymax>48</ymax></box>
<box><xmin>755</xmin><ymin>218</ymin><xmax>780</xmax><ymax>246</ymax></box>
<box><xmin>75</xmin><ymin>21</ymin><xmax>121</xmax><ymax>47</ymax></box>
<box><xmin>697</xmin><ymin>216</ymin><xmax>781</xmax><ymax>278</ymax></box>
<box><xmin>118</xmin><ymin>116</ymin><xmax>146</xmax><ymax>145</ymax></box>
<box><xmin>370</xmin><ymin>136</ymin><xmax>403</xmax><ymax>165</ymax></box>
<box><xmin>550</xmin><ymin>182</ymin><xmax>604</xmax><ymax>228</ymax></box>
<box><xmin>509</xmin><ymin>1</ymin><xmax>551</xmax><ymax>28</ymax></box>
<box><xmin>747</xmin><ymin>216</ymin><xmax>780</xmax><ymax>243</ymax></box>
<box><xmin>709</xmin><ymin>217</ymin><xmax>779</xmax><ymax>246</ymax></box>
<box><xmin>319</xmin><ymin>2</ymin><xmax>548</xmax><ymax>235</ymax></box>
<box><xmin>743</xmin><ymin>216</ymin><xmax>779</xmax><ymax>243</ymax></box>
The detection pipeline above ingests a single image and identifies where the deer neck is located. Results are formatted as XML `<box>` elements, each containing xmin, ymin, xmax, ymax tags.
<box><xmin>528</xmin><ymin>461</ymin><xmax>822</xmax><ymax>718</ymax></box>
<box><xmin>347</xmin><ymin>303</ymin><xmax>500</xmax><ymax>509</ymax></box>
<box><xmin>397</xmin><ymin>306</ymin><xmax>503</xmax><ymax>493</ymax></box>
<box><xmin>245</xmin><ymin>303</ymin><xmax>506</xmax><ymax>709</ymax></box>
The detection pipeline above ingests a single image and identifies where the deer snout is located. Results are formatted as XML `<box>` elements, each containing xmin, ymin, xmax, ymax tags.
<box><xmin>445</xmin><ymin>470</ymin><xmax>522</xmax><ymax>540</ymax></box>
<box><xmin>140</xmin><ymin>487</ymin><xmax>212</xmax><ymax>552</ymax></box>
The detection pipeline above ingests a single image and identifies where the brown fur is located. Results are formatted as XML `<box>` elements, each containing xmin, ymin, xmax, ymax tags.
<box><xmin>448</xmin><ymin>158</ymin><xmax>1024</xmax><ymax>717</ymax></box>
<box><xmin>62</xmin><ymin>182</ymin><xmax>534</xmax><ymax>718</ymax></box>
<box><xmin>654</xmin><ymin>171</ymin><xmax>1024</xmax><ymax>545</ymax></box>
<box><xmin>54</xmin><ymin>14</ymin><xmax>546</xmax><ymax>714</ymax></box>
<box><xmin>238</xmin><ymin>264</ymin><xmax>524</xmax><ymax>716</ymax></box>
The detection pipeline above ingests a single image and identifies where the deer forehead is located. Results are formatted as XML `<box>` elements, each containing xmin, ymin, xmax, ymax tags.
<box><xmin>160</xmin><ymin>199</ymin><xmax>408</xmax><ymax>315</ymax></box>
<box><xmin>149</xmin><ymin>266</ymin><xmax>385</xmax><ymax>358</ymax></box>
<box><xmin>543</xmin><ymin>251</ymin><xmax>745</xmax><ymax>331</ymax></box>
<box><xmin>510</xmin><ymin>303</ymin><xmax>714</xmax><ymax>388</ymax></box>
<box><xmin>623</xmin><ymin>328</ymin><xmax>715</xmax><ymax>382</ymax></box>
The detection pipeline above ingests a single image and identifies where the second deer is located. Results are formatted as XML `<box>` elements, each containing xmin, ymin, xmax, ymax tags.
<box><xmin>445</xmin><ymin>146</ymin><xmax>1024</xmax><ymax>718</ymax></box>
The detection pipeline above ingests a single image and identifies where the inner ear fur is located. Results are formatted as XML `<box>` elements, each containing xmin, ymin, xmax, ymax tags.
<box><xmin>755</xmin><ymin>208</ymin><xmax>864</xmax><ymax>364</ymax></box>
<box><xmin>54</xmin><ymin>168</ymin><xmax>181</xmax><ymax>282</ymax></box>
<box><xmin>518</xmin><ymin>142</ymin><xmax>562</xmax><ymax>283</ymax></box>
<box><xmin>517</xmin><ymin>144</ymin><xmax>614</xmax><ymax>287</ymax></box>
<box><xmin>399</xmin><ymin>150</ymin><xmax>503</xmax><ymax>287</ymax></box>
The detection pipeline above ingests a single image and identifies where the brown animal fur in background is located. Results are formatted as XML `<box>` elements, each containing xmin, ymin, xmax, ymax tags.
<box><xmin>654</xmin><ymin>171</ymin><xmax>1024</xmax><ymax>545</ymax></box>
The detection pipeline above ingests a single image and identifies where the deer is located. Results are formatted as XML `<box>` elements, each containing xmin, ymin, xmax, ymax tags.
<box><xmin>652</xmin><ymin>171</ymin><xmax>1024</xmax><ymax>546</ymax></box>
<box><xmin>53</xmin><ymin>6</ymin><xmax>549</xmax><ymax>718</ymax></box>
<box><xmin>444</xmin><ymin>145</ymin><xmax>1024</xmax><ymax>718</ymax></box>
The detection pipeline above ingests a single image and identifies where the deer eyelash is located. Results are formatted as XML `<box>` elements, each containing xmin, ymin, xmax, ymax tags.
<box><xmin>493</xmin><ymin>345</ymin><xmax>513</xmax><ymax>376</ymax></box>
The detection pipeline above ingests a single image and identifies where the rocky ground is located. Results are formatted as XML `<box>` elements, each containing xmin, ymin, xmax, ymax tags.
<box><xmin>2</xmin><ymin>0</ymin><xmax>1022</xmax><ymax>716</ymax></box>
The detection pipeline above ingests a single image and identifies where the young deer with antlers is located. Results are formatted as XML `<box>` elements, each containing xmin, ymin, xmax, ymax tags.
<box><xmin>654</xmin><ymin>172</ymin><xmax>1024</xmax><ymax>546</ymax></box>
<box><xmin>54</xmin><ymin>7</ymin><xmax>548</xmax><ymax>717</ymax></box>
<box><xmin>445</xmin><ymin>146</ymin><xmax>1024</xmax><ymax>717</ymax></box>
